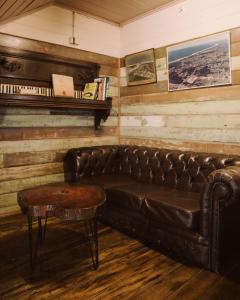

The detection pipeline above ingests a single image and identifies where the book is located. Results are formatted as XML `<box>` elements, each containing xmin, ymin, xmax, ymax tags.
<box><xmin>52</xmin><ymin>74</ymin><xmax>74</xmax><ymax>97</ymax></box>
<box><xmin>83</xmin><ymin>82</ymin><xmax>98</xmax><ymax>100</ymax></box>
<box><xmin>94</xmin><ymin>77</ymin><xmax>110</xmax><ymax>101</ymax></box>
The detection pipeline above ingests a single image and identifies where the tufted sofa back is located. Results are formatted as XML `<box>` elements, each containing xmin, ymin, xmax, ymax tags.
<box><xmin>66</xmin><ymin>145</ymin><xmax>239</xmax><ymax>193</ymax></box>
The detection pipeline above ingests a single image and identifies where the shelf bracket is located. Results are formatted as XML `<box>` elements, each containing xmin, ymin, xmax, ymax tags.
<box><xmin>94</xmin><ymin>109</ymin><xmax>110</xmax><ymax>130</ymax></box>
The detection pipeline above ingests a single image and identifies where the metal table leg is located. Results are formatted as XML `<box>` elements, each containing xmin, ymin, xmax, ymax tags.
<box><xmin>84</xmin><ymin>218</ymin><xmax>99</xmax><ymax>270</ymax></box>
<box><xmin>27</xmin><ymin>215</ymin><xmax>48</xmax><ymax>271</ymax></box>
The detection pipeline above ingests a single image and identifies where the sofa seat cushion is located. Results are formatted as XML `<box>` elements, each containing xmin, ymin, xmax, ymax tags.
<box><xmin>106</xmin><ymin>183</ymin><xmax>161</xmax><ymax>212</ymax></box>
<box><xmin>143</xmin><ymin>187</ymin><xmax>200</xmax><ymax>231</ymax></box>
<box><xmin>77</xmin><ymin>174</ymin><xmax>136</xmax><ymax>189</ymax></box>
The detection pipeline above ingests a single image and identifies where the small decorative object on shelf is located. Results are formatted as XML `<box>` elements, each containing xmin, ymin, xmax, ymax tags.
<box><xmin>52</xmin><ymin>74</ymin><xmax>75</xmax><ymax>97</ymax></box>
<box><xmin>83</xmin><ymin>82</ymin><xmax>98</xmax><ymax>100</ymax></box>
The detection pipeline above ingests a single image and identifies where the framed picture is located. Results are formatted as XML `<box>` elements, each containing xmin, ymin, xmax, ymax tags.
<box><xmin>52</xmin><ymin>74</ymin><xmax>75</xmax><ymax>97</ymax></box>
<box><xmin>125</xmin><ymin>48</ymin><xmax>157</xmax><ymax>86</ymax></box>
<box><xmin>167</xmin><ymin>31</ymin><xmax>231</xmax><ymax>92</ymax></box>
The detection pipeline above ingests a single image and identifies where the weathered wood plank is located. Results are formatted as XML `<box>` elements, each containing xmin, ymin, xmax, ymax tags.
<box><xmin>0</xmin><ymin>163</ymin><xmax>63</xmax><ymax>182</ymax></box>
<box><xmin>3</xmin><ymin>150</ymin><xmax>65</xmax><ymax>167</ymax></box>
<box><xmin>0</xmin><ymin>126</ymin><xmax>118</xmax><ymax>141</ymax></box>
<box><xmin>120</xmin><ymin>126</ymin><xmax>240</xmax><ymax>143</ymax></box>
<box><xmin>120</xmin><ymin>114</ymin><xmax>240</xmax><ymax>129</ymax></box>
<box><xmin>0</xmin><ymin>193</ymin><xmax>19</xmax><ymax>215</ymax></box>
<box><xmin>230</xmin><ymin>27</ymin><xmax>240</xmax><ymax>43</ymax></box>
<box><xmin>120</xmin><ymin>137</ymin><xmax>240</xmax><ymax>156</ymax></box>
<box><xmin>0</xmin><ymin>173</ymin><xmax>64</xmax><ymax>195</ymax></box>
<box><xmin>232</xmin><ymin>70</ymin><xmax>240</xmax><ymax>85</ymax></box>
<box><xmin>154</xmin><ymin>47</ymin><xmax>167</xmax><ymax>59</ymax></box>
<box><xmin>0</xmin><ymin>136</ymin><xmax>118</xmax><ymax>154</ymax></box>
<box><xmin>0</xmin><ymin>107</ymin><xmax>50</xmax><ymax>115</ymax></box>
<box><xmin>120</xmin><ymin>99</ymin><xmax>240</xmax><ymax>116</ymax></box>
<box><xmin>120</xmin><ymin>85</ymin><xmax>240</xmax><ymax>105</ymax></box>
<box><xmin>231</xmin><ymin>41</ymin><xmax>240</xmax><ymax>57</ymax></box>
<box><xmin>0</xmin><ymin>154</ymin><xmax>3</xmax><ymax>169</ymax></box>
<box><xmin>120</xmin><ymin>81</ymin><xmax>168</xmax><ymax>97</ymax></box>
<box><xmin>0</xmin><ymin>115</ymin><xmax>118</xmax><ymax>127</ymax></box>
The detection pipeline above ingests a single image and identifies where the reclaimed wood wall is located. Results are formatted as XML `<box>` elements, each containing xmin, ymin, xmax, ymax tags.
<box><xmin>119</xmin><ymin>27</ymin><xmax>240</xmax><ymax>156</ymax></box>
<box><xmin>0</xmin><ymin>33</ymin><xmax>119</xmax><ymax>216</ymax></box>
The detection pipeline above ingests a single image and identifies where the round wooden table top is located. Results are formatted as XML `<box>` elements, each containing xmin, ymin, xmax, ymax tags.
<box><xmin>17</xmin><ymin>182</ymin><xmax>106</xmax><ymax>220</ymax></box>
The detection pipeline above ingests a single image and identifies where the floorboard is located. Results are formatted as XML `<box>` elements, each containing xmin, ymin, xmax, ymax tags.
<box><xmin>0</xmin><ymin>214</ymin><xmax>240</xmax><ymax>300</ymax></box>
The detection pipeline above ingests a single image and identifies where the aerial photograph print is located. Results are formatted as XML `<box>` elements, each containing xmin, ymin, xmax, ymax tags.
<box><xmin>167</xmin><ymin>31</ymin><xmax>231</xmax><ymax>91</ymax></box>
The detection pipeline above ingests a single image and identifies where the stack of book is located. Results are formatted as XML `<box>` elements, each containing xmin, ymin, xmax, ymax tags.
<box><xmin>83</xmin><ymin>77</ymin><xmax>109</xmax><ymax>100</ymax></box>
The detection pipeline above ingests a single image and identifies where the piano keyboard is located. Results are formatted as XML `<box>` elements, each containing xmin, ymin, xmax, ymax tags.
<box><xmin>0</xmin><ymin>84</ymin><xmax>83</xmax><ymax>99</ymax></box>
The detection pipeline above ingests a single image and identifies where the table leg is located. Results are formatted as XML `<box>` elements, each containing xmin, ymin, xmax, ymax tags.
<box><xmin>27</xmin><ymin>215</ymin><xmax>34</xmax><ymax>270</ymax></box>
<box><xmin>84</xmin><ymin>218</ymin><xmax>99</xmax><ymax>270</ymax></box>
<box><xmin>27</xmin><ymin>215</ymin><xmax>42</xmax><ymax>271</ymax></box>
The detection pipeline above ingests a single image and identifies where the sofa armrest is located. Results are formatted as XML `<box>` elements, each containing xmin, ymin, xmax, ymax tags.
<box><xmin>200</xmin><ymin>165</ymin><xmax>240</xmax><ymax>272</ymax></box>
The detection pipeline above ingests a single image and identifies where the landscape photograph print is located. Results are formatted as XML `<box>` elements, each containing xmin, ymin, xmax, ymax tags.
<box><xmin>125</xmin><ymin>48</ymin><xmax>157</xmax><ymax>86</ymax></box>
<box><xmin>167</xmin><ymin>31</ymin><xmax>231</xmax><ymax>91</ymax></box>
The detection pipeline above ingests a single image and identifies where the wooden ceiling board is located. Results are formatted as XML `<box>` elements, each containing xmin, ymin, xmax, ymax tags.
<box><xmin>55</xmin><ymin>0</ymin><xmax>177</xmax><ymax>24</ymax></box>
<box><xmin>0</xmin><ymin>0</ymin><xmax>53</xmax><ymax>23</ymax></box>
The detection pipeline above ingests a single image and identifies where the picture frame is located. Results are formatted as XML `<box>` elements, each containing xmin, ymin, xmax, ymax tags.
<box><xmin>125</xmin><ymin>48</ymin><xmax>157</xmax><ymax>86</ymax></box>
<box><xmin>167</xmin><ymin>31</ymin><xmax>232</xmax><ymax>92</ymax></box>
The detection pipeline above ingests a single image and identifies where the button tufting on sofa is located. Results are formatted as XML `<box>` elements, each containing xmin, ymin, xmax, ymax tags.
<box><xmin>65</xmin><ymin>145</ymin><xmax>240</xmax><ymax>273</ymax></box>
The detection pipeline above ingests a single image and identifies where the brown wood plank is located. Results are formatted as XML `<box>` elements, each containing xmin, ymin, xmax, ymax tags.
<box><xmin>0</xmin><ymin>0</ymin><xmax>16</xmax><ymax>18</ymax></box>
<box><xmin>3</xmin><ymin>150</ymin><xmax>65</xmax><ymax>167</ymax></box>
<box><xmin>0</xmin><ymin>215</ymin><xmax>240</xmax><ymax>299</ymax></box>
<box><xmin>0</xmin><ymin>0</ymin><xmax>28</xmax><ymax>20</ymax></box>
<box><xmin>120</xmin><ymin>81</ymin><xmax>168</xmax><ymax>97</ymax></box>
<box><xmin>167</xmin><ymin>270</ymin><xmax>221</xmax><ymax>299</ymax></box>
<box><xmin>0</xmin><ymin>162</ymin><xmax>63</xmax><ymax>182</ymax></box>
<box><xmin>230</xmin><ymin>27</ymin><xmax>240</xmax><ymax>43</ymax></box>
<box><xmin>231</xmin><ymin>41</ymin><xmax>240</xmax><ymax>56</ymax></box>
<box><xmin>0</xmin><ymin>127</ymin><xmax>118</xmax><ymax>141</ymax></box>
<box><xmin>232</xmin><ymin>70</ymin><xmax>240</xmax><ymax>85</ymax></box>
<box><xmin>120</xmin><ymin>85</ymin><xmax>240</xmax><ymax>105</ymax></box>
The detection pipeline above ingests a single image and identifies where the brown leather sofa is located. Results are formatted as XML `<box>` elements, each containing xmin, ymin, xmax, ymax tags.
<box><xmin>65</xmin><ymin>145</ymin><xmax>240</xmax><ymax>273</ymax></box>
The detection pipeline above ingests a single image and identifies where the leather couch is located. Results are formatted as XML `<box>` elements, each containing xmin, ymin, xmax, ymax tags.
<box><xmin>65</xmin><ymin>145</ymin><xmax>240</xmax><ymax>273</ymax></box>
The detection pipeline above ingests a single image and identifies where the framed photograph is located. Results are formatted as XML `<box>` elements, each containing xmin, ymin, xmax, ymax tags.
<box><xmin>167</xmin><ymin>31</ymin><xmax>231</xmax><ymax>92</ymax></box>
<box><xmin>125</xmin><ymin>49</ymin><xmax>157</xmax><ymax>86</ymax></box>
<box><xmin>52</xmin><ymin>74</ymin><xmax>75</xmax><ymax>97</ymax></box>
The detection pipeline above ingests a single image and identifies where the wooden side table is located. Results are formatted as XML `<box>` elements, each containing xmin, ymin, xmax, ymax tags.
<box><xmin>17</xmin><ymin>182</ymin><xmax>106</xmax><ymax>270</ymax></box>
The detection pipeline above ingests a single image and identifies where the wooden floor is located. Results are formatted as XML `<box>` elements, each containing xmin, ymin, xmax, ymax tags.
<box><xmin>1</xmin><ymin>215</ymin><xmax>240</xmax><ymax>300</ymax></box>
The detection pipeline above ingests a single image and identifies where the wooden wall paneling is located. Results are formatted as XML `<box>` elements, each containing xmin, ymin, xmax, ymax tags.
<box><xmin>120</xmin><ymin>82</ymin><xmax>168</xmax><ymax>97</ymax></box>
<box><xmin>0</xmin><ymin>173</ymin><xmax>64</xmax><ymax>195</ymax></box>
<box><xmin>0</xmin><ymin>114</ymin><xmax>118</xmax><ymax>127</ymax></box>
<box><xmin>121</xmin><ymin>100</ymin><xmax>240</xmax><ymax>116</ymax></box>
<box><xmin>0</xmin><ymin>162</ymin><xmax>63</xmax><ymax>182</ymax></box>
<box><xmin>0</xmin><ymin>193</ymin><xmax>18</xmax><ymax>215</ymax></box>
<box><xmin>120</xmin><ymin>114</ymin><xmax>240</xmax><ymax>129</ymax></box>
<box><xmin>3</xmin><ymin>150</ymin><xmax>66</xmax><ymax>168</ymax></box>
<box><xmin>119</xmin><ymin>27</ymin><xmax>240</xmax><ymax>157</ymax></box>
<box><xmin>0</xmin><ymin>127</ymin><xmax>118</xmax><ymax>141</ymax></box>
<box><xmin>120</xmin><ymin>126</ymin><xmax>240</xmax><ymax>144</ymax></box>
<box><xmin>0</xmin><ymin>34</ymin><xmax>119</xmax><ymax>217</ymax></box>
<box><xmin>0</xmin><ymin>136</ymin><xmax>118</xmax><ymax>154</ymax></box>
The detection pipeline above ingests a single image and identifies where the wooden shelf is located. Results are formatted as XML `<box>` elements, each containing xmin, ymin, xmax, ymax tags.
<box><xmin>0</xmin><ymin>94</ymin><xmax>112</xmax><ymax>130</ymax></box>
